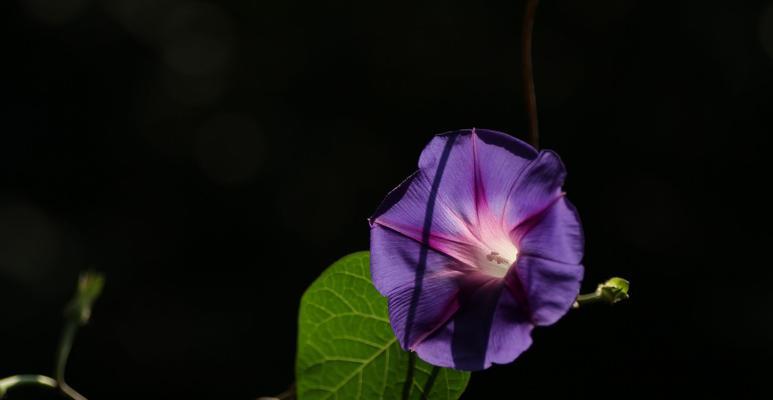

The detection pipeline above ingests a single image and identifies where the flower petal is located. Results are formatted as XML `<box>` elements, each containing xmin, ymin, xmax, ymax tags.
<box><xmin>412</xmin><ymin>278</ymin><xmax>534</xmax><ymax>371</ymax></box>
<box><xmin>370</xmin><ymin>169</ymin><xmax>485</xmax><ymax>269</ymax></box>
<box><xmin>417</xmin><ymin>129</ymin><xmax>539</xmax><ymax>228</ymax></box>
<box><xmin>483</xmin><ymin>284</ymin><xmax>535</xmax><ymax>365</ymax></box>
<box><xmin>512</xmin><ymin>196</ymin><xmax>585</xmax><ymax>265</ymax></box>
<box><xmin>503</xmin><ymin>150</ymin><xmax>567</xmax><ymax>231</ymax></box>
<box><xmin>507</xmin><ymin>255</ymin><xmax>583</xmax><ymax>326</ymax></box>
<box><xmin>369</xmin><ymin>128</ymin><xmax>584</xmax><ymax>371</ymax></box>
<box><xmin>371</xmin><ymin>129</ymin><xmax>539</xmax><ymax>269</ymax></box>
<box><xmin>370</xmin><ymin>225</ymin><xmax>466</xmax><ymax>349</ymax></box>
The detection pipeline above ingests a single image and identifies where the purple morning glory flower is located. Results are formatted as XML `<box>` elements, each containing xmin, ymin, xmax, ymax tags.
<box><xmin>369</xmin><ymin>128</ymin><xmax>584</xmax><ymax>371</ymax></box>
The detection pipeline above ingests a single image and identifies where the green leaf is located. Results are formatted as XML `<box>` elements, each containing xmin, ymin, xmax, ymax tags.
<box><xmin>296</xmin><ymin>251</ymin><xmax>470</xmax><ymax>400</ymax></box>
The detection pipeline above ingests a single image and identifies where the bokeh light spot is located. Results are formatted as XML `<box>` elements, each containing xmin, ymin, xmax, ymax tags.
<box><xmin>161</xmin><ymin>2</ymin><xmax>235</xmax><ymax>77</ymax></box>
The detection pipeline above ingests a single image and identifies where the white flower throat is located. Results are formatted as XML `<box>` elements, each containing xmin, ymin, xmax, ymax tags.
<box><xmin>480</xmin><ymin>244</ymin><xmax>518</xmax><ymax>278</ymax></box>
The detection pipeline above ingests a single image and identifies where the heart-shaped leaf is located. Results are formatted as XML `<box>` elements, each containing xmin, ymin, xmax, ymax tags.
<box><xmin>296</xmin><ymin>251</ymin><xmax>470</xmax><ymax>399</ymax></box>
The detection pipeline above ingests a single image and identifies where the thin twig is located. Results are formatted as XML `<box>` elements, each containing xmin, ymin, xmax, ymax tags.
<box><xmin>522</xmin><ymin>0</ymin><xmax>540</xmax><ymax>149</ymax></box>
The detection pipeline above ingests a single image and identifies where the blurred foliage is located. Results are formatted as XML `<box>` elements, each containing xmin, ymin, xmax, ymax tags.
<box><xmin>66</xmin><ymin>271</ymin><xmax>105</xmax><ymax>325</ymax></box>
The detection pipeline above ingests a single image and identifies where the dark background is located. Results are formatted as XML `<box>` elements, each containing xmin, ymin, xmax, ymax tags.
<box><xmin>1</xmin><ymin>0</ymin><xmax>771</xmax><ymax>398</ymax></box>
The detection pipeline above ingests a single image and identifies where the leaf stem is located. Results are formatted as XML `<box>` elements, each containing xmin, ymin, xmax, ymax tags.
<box><xmin>402</xmin><ymin>352</ymin><xmax>417</xmax><ymax>400</ymax></box>
<box><xmin>522</xmin><ymin>0</ymin><xmax>540</xmax><ymax>149</ymax></box>
<box><xmin>419</xmin><ymin>367</ymin><xmax>441</xmax><ymax>400</ymax></box>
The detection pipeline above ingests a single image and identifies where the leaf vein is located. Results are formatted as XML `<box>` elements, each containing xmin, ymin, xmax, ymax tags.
<box><xmin>314</xmin><ymin>338</ymin><xmax>397</xmax><ymax>400</ymax></box>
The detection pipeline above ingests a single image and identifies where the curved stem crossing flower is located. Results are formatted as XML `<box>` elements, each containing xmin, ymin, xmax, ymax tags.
<box><xmin>369</xmin><ymin>128</ymin><xmax>584</xmax><ymax>371</ymax></box>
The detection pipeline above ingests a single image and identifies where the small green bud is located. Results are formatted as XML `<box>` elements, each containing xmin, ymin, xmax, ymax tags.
<box><xmin>574</xmin><ymin>277</ymin><xmax>630</xmax><ymax>307</ymax></box>
<box><xmin>598</xmin><ymin>277</ymin><xmax>630</xmax><ymax>304</ymax></box>
<box><xmin>65</xmin><ymin>271</ymin><xmax>105</xmax><ymax>325</ymax></box>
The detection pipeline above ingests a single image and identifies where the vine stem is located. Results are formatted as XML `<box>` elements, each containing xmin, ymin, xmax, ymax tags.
<box><xmin>522</xmin><ymin>0</ymin><xmax>540</xmax><ymax>149</ymax></box>
<box><xmin>0</xmin><ymin>375</ymin><xmax>85</xmax><ymax>400</ymax></box>
<box><xmin>257</xmin><ymin>383</ymin><xmax>296</xmax><ymax>400</ymax></box>
<box><xmin>401</xmin><ymin>352</ymin><xmax>417</xmax><ymax>400</ymax></box>
<box><xmin>0</xmin><ymin>272</ymin><xmax>101</xmax><ymax>399</ymax></box>
<box><xmin>54</xmin><ymin>320</ymin><xmax>88</xmax><ymax>400</ymax></box>
<box><xmin>55</xmin><ymin>322</ymin><xmax>77</xmax><ymax>382</ymax></box>
<box><xmin>0</xmin><ymin>375</ymin><xmax>57</xmax><ymax>396</ymax></box>
<box><xmin>54</xmin><ymin>291</ymin><xmax>91</xmax><ymax>400</ymax></box>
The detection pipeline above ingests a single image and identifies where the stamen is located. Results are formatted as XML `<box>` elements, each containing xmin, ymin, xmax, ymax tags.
<box><xmin>486</xmin><ymin>251</ymin><xmax>511</xmax><ymax>265</ymax></box>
